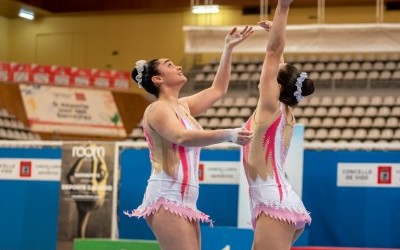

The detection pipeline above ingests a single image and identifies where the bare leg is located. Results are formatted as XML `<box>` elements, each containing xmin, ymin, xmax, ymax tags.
<box><xmin>146</xmin><ymin>207</ymin><xmax>200</xmax><ymax>250</ymax></box>
<box><xmin>194</xmin><ymin>220</ymin><xmax>201</xmax><ymax>249</ymax></box>
<box><xmin>77</xmin><ymin>208</ymin><xmax>90</xmax><ymax>238</ymax></box>
<box><xmin>252</xmin><ymin>213</ymin><xmax>295</xmax><ymax>250</ymax></box>
<box><xmin>292</xmin><ymin>228</ymin><xmax>304</xmax><ymax>245</ymax></box>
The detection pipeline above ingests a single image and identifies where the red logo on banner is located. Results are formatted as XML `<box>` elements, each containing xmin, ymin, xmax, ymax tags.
<box><xmin>20</xmin><ymin>161</ymin><xmax>32</xmax><ymax>177</ymax></box>
<box><xmin>199</xmin><ymin>163</ymin><xmax>204</xmax><ymax>181</ymax></box>
<box><xmin>75</xmin><ymin>92</ymin><xmax>86</xmax><ymax>101</ymax></box>
<box><xmin>377</xmin><ymin>166</ymin><xmax>391</xmax><ymax>184</ymax></box>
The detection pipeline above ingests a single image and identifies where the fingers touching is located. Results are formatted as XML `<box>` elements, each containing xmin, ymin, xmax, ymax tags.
<box><xmin>230</xmin><ymin>128</ymin><xmax>253</xmax><ymax>146</ymax></box>
<box><xmin>258</xmin><ymin>20</ymin><xmax>273</xmax><ymax>32</ymax></box>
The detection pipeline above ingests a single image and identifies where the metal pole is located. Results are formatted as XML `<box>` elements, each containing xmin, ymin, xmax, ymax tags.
<box><xmin>318</xmin><ymin>0</ymin><xmax>325</xmax><ymax>24</ymax></box>
<box><xmin>376</xmin><ymin>0</ymin><xmax>383</xmax><ymax>23</ymax></box>
<box><xmin>260</xmin><ymin>0</ymin><xmax>264</xmax><ymax>21</ymax></box>
<box><xmin>209</xmin><ymin>0</ymin><xmax>212</xmax><ymax>25</ymax></box>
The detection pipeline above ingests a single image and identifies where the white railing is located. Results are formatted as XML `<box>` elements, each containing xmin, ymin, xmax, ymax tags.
<box><xmin>183</xmin><ymin>23</ymin><xmax>400</xmax><ymax>54</ymax></box>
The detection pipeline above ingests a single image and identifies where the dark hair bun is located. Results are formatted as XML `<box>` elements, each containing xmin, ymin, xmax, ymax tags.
<box><xmin>301</xmin><ymin>78</ymin><xmax>315</xmax><ymax>97</ymax></box>
<box><xmin>131</xmin><ymin>59</ymin><xmax>160</xmax><ymax>98</ymax></box>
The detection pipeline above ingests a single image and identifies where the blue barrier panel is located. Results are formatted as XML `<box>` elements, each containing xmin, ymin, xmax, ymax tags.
<box><xmin>303</xmin><ymin>149</ymin><xmax>400</xmax><ymax>248</ymax></box>
<box><xmin>0</xmin><ymin>147</ymin><xmax>62</xmax><ymax>250</ymax></box>
<box><xmin>118</xmin><ymin>148</ymin><xmax>154</xmax><ymax>240</ymax></box>
<box><xmin>293</xmin><ymin>228</ymin><xmax>309</xmax><ymax>246</ymax></box>
<box><xmin>197</xmin><ymin>148</ymin><xmax>240</xmax><ymax>227</ymax></box>
<box><xmin>201</xmin><ymin>226</ymin><xmax>253</xmax><ymax>250</ymax></box>
<box><xmin>201</xmin><ymin>226</ymin><xmax>308</xmax><ymax>249</ymax></box>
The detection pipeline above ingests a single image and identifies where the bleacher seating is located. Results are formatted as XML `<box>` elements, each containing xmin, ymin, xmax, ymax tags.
<box><xmin>186</xmin><ymin>53</ymin><xmax>400</xmax><ymax>93</ymax></box>
<box><xmin>0</xmin><ymin>107</ymin><xmax>41</xmax><ymax>140</ymax></box>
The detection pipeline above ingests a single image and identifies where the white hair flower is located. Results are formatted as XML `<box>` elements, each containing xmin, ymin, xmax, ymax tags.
<box><xmin>294</xmin><ymin>72</ymin><xmax>307</xmax><ymax>102</ymax></box>
<box><xmin>134</xmin><ymin>60</ymin><xmax>147</xmax><ymax>88</ymax></box>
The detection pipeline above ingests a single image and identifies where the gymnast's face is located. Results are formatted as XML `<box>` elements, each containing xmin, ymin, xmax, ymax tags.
<box><xmin>156</xmin><ymin>58</ymin><xmax>187</xmax><ymax>87</ymax></box>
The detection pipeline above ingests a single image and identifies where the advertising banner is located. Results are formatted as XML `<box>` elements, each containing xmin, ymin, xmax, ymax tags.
<box><xmin>0</xmin><ymin>158</ymin><xmax>61</xmax><ymax>181</ymax></box>
<box><xmin>337</xmin><ymin>163</ymin><xmax>400</xmax><ymax>187</ymax></box>
<box><xmin>198</xmin><ymin>161</ymin><xmax>240</xmax><ymax>184</ymax></box>
<box><xmin>58</xmin><ymin>142</ymin><xmax>117</xmax><ymax>245</ymax></box>
<box><xmin>19</xmin><ymin>84</ymin><xmax>126</xmax><ymax>137</ymax></box>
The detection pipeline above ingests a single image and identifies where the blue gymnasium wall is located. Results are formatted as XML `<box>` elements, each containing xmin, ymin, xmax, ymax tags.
<box><xmin>3</xmin><ymin>144</ymin><xmax>397</xmax><ymax>248</ymax></box>
<box><xmin>0</xmin><ymin>147</ymin><xmax>62</xmax><ymax>250</ymax></box>
<box><xmin>118</xmin><ymin>147</ymin><xmax>241</xmax><ymax>240</ymax></box>
<box><xmin>303</xmin><ymin>149</ymin><xmax>400</xmax><ymax>248</ymax></box>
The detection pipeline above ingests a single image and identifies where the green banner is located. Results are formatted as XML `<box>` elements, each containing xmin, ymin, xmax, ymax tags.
<box><xmin>74</xmin><ymin>239</ymin><xmax>160</xmax><ymax>250</ymax></box>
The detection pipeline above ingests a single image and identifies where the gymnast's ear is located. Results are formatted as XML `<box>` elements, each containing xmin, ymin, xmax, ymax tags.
<box><xmin>151</xmin><ymin>75</ymin><xmax>163</xmax><ymax>86</ymax></box>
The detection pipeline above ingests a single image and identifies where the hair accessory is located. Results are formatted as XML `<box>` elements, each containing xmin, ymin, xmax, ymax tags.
<box><xmin>293</xmin><ymin>72</ymin><xmax>307</xmax><ymax>102</ymax></box>
<box><xmin>135</xmin><ymin>60</ymin><xmax>147</xmax><ymax>88</ymax></box>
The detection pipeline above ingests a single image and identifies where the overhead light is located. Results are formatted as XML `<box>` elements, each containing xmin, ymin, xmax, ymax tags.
<box><xmin>192</xmin><ymin>5</ymin><xmax>219</xmax><ymax>14</ymax></box>
<box><xmin>18</xmin><ymin>9</ymin><xmax>35</xmax><ymax>20</ymax></box>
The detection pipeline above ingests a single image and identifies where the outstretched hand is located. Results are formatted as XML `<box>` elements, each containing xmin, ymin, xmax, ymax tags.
<box><xmin>258</xmin><ymin>20</ymin><xmax>273</xmax><ymax>32</ymax></box>
<box><xmin>225</xmin><ymin>26</ymin><xmax>254</xmax><ymax>48</ymax></box>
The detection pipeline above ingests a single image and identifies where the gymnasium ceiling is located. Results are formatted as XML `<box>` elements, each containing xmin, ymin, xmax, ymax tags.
<box><xmin>0</xmin><ymin>0</ymin><xmax>397</xmax><ymax>19</ymax></box>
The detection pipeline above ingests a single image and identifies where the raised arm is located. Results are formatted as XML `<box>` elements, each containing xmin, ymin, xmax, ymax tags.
<box><xmin>147</xmin><ymin>102</ymin><xmax>253</xmax><ymax>147</ymax></box>
<box><xmin>180</xmin><ymin>26</ymin><xmax>253</xmax><ymax>117</ymax></box>
<box><xmin>258</xmin><ymin>0</ymin><xmax>292</xmax><ymax>113</ymax></box>
<box><xmin>259</xmin><ymin>21</ymin><xmax>285</xmax><ymax>64</ymax></box>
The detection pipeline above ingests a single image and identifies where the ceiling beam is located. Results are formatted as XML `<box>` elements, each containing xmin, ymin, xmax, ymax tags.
<box><xmin>17</xmin><ymin>0</ymin><xmax>379</xmax><ymax>13</ymax></box>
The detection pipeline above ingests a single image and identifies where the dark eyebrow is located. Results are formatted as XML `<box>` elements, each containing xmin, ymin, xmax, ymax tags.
<box><xmin>163</xmin><ymin>59</ymin><xmax>171</xmax><ymax>65</ymax></box>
